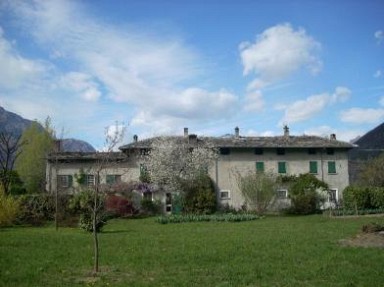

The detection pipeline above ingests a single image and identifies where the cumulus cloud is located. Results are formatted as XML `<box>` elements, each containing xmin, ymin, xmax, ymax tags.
<box><xmin>240</xmin><ymin>23</ymin><xmax>322</xmax><ymax>82</ymax></box>
<box><xmin>61</xmin><ymin>72</ymin><xmax>101</xmax><ymax>102</ymax></box>
<box><xmin>239</xmin><ymin>23</ymin><xmax>321</xmax><ymax>113</ymax></box>
<box><xmin>375</xmin><ymin>30</ymin><xmax>383</xmax><ymax>44</ymax></box>
<box><xmin>1</xmin><ymin>0</ymin><xmax>240</xmax><ymax>140</ymax></box>
<box><xmin>279</xmin><ymin>87</ymin><xmax>351</xmax><ymax>124</ymax></box>
<box><xmin>340</xmin><ymin>108</ymin><xmax>384</xmax><ymax>124</ymax></box>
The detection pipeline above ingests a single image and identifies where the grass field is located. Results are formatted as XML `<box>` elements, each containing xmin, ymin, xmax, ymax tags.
<box><xmin>1</xmin><ymin>215</ymin><xmax>383</xmax><ymax>286</ymax></box>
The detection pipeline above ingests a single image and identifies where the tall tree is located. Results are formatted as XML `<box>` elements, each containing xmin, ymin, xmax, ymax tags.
<box><xmin>236</xmin><ymin>170</ymin><xmax>278</xmax><ymax>214</ymax></box>
<box><xmin>0</xmin><ymin>132</ymin><xmax>25</xmax><ymax>195</ymax></box>
<box><xmin>144</xmin><ymin>136</ymin><xmax>218</xmax><ymax>193</ymax></box>
<box><xmin>16</xmin><ymin>118</ymin><xmax>55</xmax><ymax>193</ymax></box>
<box><xmin>358</xmin><ymin>152</ymin><xmax>384</xmax><ymax>187</ymax></box>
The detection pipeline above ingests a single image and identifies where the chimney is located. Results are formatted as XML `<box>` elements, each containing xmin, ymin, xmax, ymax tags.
<box><xmin>133</xmin><ymin>135</ymin><xmax>138</xmax><ymax>142</ymax></box>
<box><xmin>330</xmin><ymin>133</ymin><xmax>336</xmax><ymax>141</ymax></box>
<box><xmin>184</xmin><ymin>127</ymin><xmax>188</xmax><ymax>137</ymax></box>
<box><xmin>235</xmin><ymin>126</ymin><xmax>240</xmax><ymax>138</ymax></box>
<box><xmin>283</xmin><ymin>125</ymin><xmax>289</xmax><ymax>137</ymax></box>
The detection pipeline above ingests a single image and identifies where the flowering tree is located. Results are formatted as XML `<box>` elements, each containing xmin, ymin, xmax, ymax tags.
<box><xmin>144</xmin><ymin>136</ymin><xmax>218</xmax><ymax>193</ymax></box>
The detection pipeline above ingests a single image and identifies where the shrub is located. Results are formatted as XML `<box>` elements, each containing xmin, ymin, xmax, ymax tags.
<box><xmin>284</xmin><ymin>174</ymin><xmax>328</xmax><ymax>215</ymax></box>
<box><xmin>68</xmin><ymin>190</ymin><xmax>106</xmax><ymax>232</ymax></box>
<box><xmin>0</xmin><ymin>189</ymin><xmax>20</xmax><ymax>226</ymax></box>
<box><xmin>343</xmin><ymin>186</ymin><xmax>371</xmax><ymax>210</ymax></box>
<box><xmin>105</xmin><ymin>194</ymin><xmax>136</xmax><ymax>217</ymax></box>
<box><xmin>181</xmin><ymin>173</ymin><xmax>216</xmax><ymax>214</ymax></box>
<box><xmin>362</xmin><ymin>222</ymin><xmax>384</xmax><ymax>233</ymax></box>
<box><xmin>140</xmin><ymin>198</ymin><xmax>163</xmax><ymax>215</ymax></box>
<box><xmin>17</xmin><ymin>194</ymin><xmax>55</xmax><ymax>225</ymax></box>
<box><xmin>370</xmin><ymin>187</ymin><xmax>384</xmax><ymax>209</ymax></box>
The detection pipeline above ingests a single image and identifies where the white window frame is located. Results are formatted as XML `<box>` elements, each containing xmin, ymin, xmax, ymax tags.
<box><xmin>220</xmin><ymin>190</ymin><xmax>230</xmax><ymax>200</ymax></box>
<box><xmin>86</xmin><ymin>174</ymin><xmax>95</xmax><ymax>187</ymax></box>
<box><xmin>58</xmin><ymin>175</ymin><xmax>71</xmax><ymax>188</ymax></box>
<box><xmin>328</xmin><ymin>188</ymin><xmax>338</xmax><ymax>203</ymax></box>
<box><xmin>276</xmin><ymin>189</ymin><xmax>288</xmax><ymax>199</ymax></box>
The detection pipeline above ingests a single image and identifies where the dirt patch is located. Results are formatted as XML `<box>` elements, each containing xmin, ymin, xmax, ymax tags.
<box><xmin>339</xmin><ymin>231</ymin><xmax>384</xmax><ymax>248</ymax></box>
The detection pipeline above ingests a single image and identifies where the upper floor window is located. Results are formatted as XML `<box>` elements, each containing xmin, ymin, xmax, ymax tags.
<box><xmin>276</xmin><ymin>148</ymin><xmax>285</xmax><ymax>155</ymax></box>
<box><xmin>86</xmin><ymin>175</ymin><xmax>95</xmax><ymax>187</ymax></box>
<box><xmin>326</xmin><ymin>148</ymin><xmax>335</xmax><ymax>155</ymax></box>
<box><xmin>58</xmin><ymin>175</ymin><xmax>73</xmax><ymax>188</ymax></box>
<box><xmin>278</xmin><ymin>162</ymin><xmax>287</xmax><ymax>174</ymax></box>
<box><xmin>254</xmin><ymin>148</ymin><xmax>263</xmax><ymax>155</ymax></box>
<box><xmin>256</xmin><ymin>161</ymin><xmax>264</xmax><ymax>173</ymax></box>
<box><xmin>106</xmin><ymin>175</ymin><xmax>121</xmax><ymax>185</ymax></box>
<box><xmin>328</xmin><ymin>161</ymin><xmax>336</xmax><ymax>174</ymax></box>
<box><xmin>220</xmin><ymin>148</ymin><xmax>231</xmax><ymax>155</ymax></box>
<box><xmin>308</xmin><ymin>148</ymin><xmax>316</xmax><ymax>155</ymax></box>
<box><xmin>309</xmin><ymin>161</ymin><xmax>318</xmax><ymax>174</ymax></box>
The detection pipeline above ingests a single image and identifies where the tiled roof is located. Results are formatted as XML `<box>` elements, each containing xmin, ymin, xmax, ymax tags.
<box><xmin>47</xmin><ymin>152</ymin><xmax>128</xmax><ymax>162</ymax></box>
<box><xmin>119</xmin><ymin>135</ymin><xmax>353</xmax><ymax>150</ymax></box>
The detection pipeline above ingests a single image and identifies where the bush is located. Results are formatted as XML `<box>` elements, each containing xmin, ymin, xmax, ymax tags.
<box><xmin>284</xmin><ymin>174</ymin><xmax>328</xmax><ymax>215</ymax></box>
<box><xmin>141</xmin><ymin>198</ymin><xmax>163</xmax><ymax>215</ymax></box>
<box><xmin>370</xmin><ymin>187</ymin><xmax>384</xmax><ymax>209</ymax></box>
<box><xmin>105</xmin><ymin>194</ymin><xmax>136</xmax><ymax>217</ymax></box>
<box><xmin>68</xmin><ymin>190</ymin><xmax>106</xmax><ymax>232</ymax></box>
<box><xmin>343</xmin><ymin>186</ymin><xmax>371</xmax><ymax>210</ymax></box>
<box><xmin>362</xmin><ymin>222</ymin><xmax>384</xmax><ymax>233</ymax></box>
<box><xmin>181</xmin><ymin>173</ymin><xmax>216</xmax><ymax>214</ymax></box>
<box><xmin>156</xmin><ymin>213</ymin><xmax>261</xmax><ymax>224</ymax></box>
<box><xmin>17</xmin><ymin>194</ymin><xmax>55</xmax><ymax>225</ymax></box>
<box><xmin>0</xmin><ymin>189</ymin><xmax>20</xmax><ymax>226</ymax></box>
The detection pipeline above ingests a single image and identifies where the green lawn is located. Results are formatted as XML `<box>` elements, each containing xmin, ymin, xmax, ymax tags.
<box><xmin>1</xmin><ymin>215</ymin><xmax>383</xmax><ymax>286</ymax></box>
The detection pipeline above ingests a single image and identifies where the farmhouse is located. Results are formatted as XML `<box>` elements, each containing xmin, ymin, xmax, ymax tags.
<box><xmin>46</xmin><ymin>126</ymin><xmax>353</xmax><ymax>211</ymax></box>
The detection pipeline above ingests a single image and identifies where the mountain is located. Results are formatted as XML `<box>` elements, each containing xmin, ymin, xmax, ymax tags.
<box><xmin>348</xmin><ymin>122</ymin><xmax>384</xmax><ymax>184</ymax></box>
<box><xmin>0</xmin><ymin>106</ymin><xmax>95</xmax><ymax>152</ymax></box>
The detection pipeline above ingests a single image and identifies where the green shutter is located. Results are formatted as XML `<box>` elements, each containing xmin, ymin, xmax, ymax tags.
<box><xmin>328</xmin><ymin>161</ymin><xmax>336</xmax><ymax>174</ymax></box>
<box><xmin>68</xmin><ymin>175</ymin><xmax>73</xmax><ymax>187</ymax></box>
<box><xmin>309</xmin><ymin>161</ymin><xmax>318</xmax><ymax>174</ymax></box>
<box><xmin>278</xmin><ymin>162</ymin><xmax>286</xmax><ymax>174</ymax></box>
<box><xmin>256</xmin><ymin>161</ymin><xmax>264</xmax><ymax>172</ymax></box>
<box><xmin>106</xmin><ymin>175</ymin><xmax>114</xmax><ymax>184</ymax></box>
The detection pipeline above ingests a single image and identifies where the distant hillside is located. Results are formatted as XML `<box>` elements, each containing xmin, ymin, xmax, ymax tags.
<box><xmin>349</xmin><ymin>122</ymin><xmax>384</xmax><ymax>184</ymax></box>
<box><xmin>0</xmin><ymin>106</ymin><xmax>95</xmax><ymax>152</ymax></box>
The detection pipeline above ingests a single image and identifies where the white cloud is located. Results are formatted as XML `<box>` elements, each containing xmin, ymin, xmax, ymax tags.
<box><xmin>239</xmin><ymin>23</ymin><xmax>322</xmax><ymax>82</ymax></box>
<box><xmin>1</xmin><ymin>0</ymin><xmax>240</xmax><ymax>140</ymax></box>
<box><xmin>374</xmin><ymin>30</ymin><xmax>383</xmax><ymax>44</ymax></box>
<box><xmin>243</xmin><ymin>90</ymin><xmax>264</xmax><ymax>112</ymax></box>
<box><xmin>374</xmin><ymin>70</ymin><xmax>382</xmax><ymax>78</ymax></box>
<box><xmin>380</xmin><ymin>96</ymin><xmax>384</xmax><ymax>107</ymax></box>
<box><xmin>340</xmin><ymin>108</ymin><xmax>384</xmax><ymax>124</ymax></box>
<box><xmin>0</xmin><ymin>26</ymin><xmax>48</xmax><ymax>90</ymax></box>
<box><xmin>304</xmin><ymin>125</ymin><xmax>362</xmax><ymax>142</ymax></box>
<box><xmin>280</xmin><ymin>86</ymin><xmax>351</xmax><ymax>124</ymax></box>
<box><xmin>61</xmin><ymin>72</ymin><xmax>101</xmax><ymax>102</ymax></box>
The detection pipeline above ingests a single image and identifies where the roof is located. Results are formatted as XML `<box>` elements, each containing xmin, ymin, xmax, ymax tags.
<box><xmin>119</xmin><ymin>135</ymin><xmax>354</xmax><ymax>150</ymax></box>
<box><xmin>47</xmin><ymin>152</ymin><xmax>128</xmax><ymax>163</ymax></box>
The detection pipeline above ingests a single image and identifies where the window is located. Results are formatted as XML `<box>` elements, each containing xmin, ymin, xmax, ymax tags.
<box><xmin>254</xmin><ymin>148</ymin><xmax>263</xmax><ymax>155</ymax></box>
<box><xmin>328</xmin><ymin>161</ymin><xmax>336</xmax><ymax>174</ymax></box>
<box><xmin>143</xmin><ymin>192</ymin><xmax>153</xmax><ymax>201</ymax></box>
<box><xmin>278</xmin><ymin>162</ymin><xmax>286</xmax><ymax>174</ymax></box>
<box><xmin>58</xmin><ymin>175</ymin><xmax>72</xmax><ymax>188</ymax></box>
<box><xmin>106</xmin><ymin>175</ymin><xmax>121</xmax><ymax>185</ymax></box>
<box><xmin>308</xmin><ymin>148</ymin><xmax>316</xmax><ymax>155</ymax></box>
<box><xmin>220</xmin><ymin>190</ymin><xmax>230</xmax><ymax>200</ymax></box>
<box><xmin>309</xmin><ymin>161</ymin><xmax>318</xmax><ymax>174</ymax></box>
<box><xmin>165</xmin><ymin>193</ymin><xmax>172</xmax><ymax>212</ymax></box>
<box><xmin>220</xmin><ymin>148</ymin><xmax>230</xmax><ymax>155</ymax></box>
<box><xmin>276</xmin><ymin>189</ymin><xmax>288</xmax><ymax>199</ymax></box>
<box><xmin>276</xmin><ymin>148</ymin><xmax>285</xmax><ymax>155</ymax></box>
<box><xmin>328</xmin><ymin>188</ymin><xmax>338</xmax><ymax>202</ymax></box>
<box><xmin>86</xmin><ymin>175</ymin><xmax>95</xmax><ymax>187</ymax></box>
<box><xmin>326</xmin><ymin>148</ymin><xmax>335</xmax><ymax>155</ymax></box>
<box><xmin>256</xmin><ymin>161</ymin><xmax>264</xmax><ymax>173</ymax></box>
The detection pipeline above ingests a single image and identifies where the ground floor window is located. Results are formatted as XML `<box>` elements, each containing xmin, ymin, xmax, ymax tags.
<box><xmin>106</xmin><ymin>174</ymin><xmax>121</xmax><ymax>185</ymax></box>
<box><xmin>220</xmin><ymin>190</ymin><xmax>230</xmax><ymax>200</ymax></box>
<box><xmin>165</xmin><ymin>193</ymin><xmax>172</xmax><ymax>212</ymax></box>
<box><xmin>276</xmin><ymin>189</ymin><xmax>288</xmax><ymax>199</ymax></box>
<box><xmin>328</xmin><ymin>188</ymin><xmax>338</xmax><ymax>202</ymax></box>
<box><xmin>58</xmin><ymin>175</ymin><xmax>73</xmax><ymax>188</ymax></box>
<box><xmin>86</xmin><ymin>175</ymin><xmax>95</xmax><ymax>187</ymax></box>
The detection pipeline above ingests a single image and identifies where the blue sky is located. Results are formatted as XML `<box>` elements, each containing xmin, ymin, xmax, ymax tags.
<box><xmin>0</xmin><ymin>0</ymin><xmax>383</xmax><ymax>149</ymax></box>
